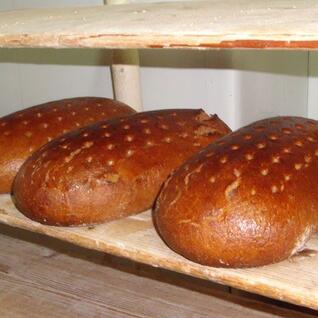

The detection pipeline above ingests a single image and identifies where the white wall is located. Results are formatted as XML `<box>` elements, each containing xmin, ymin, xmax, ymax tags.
<box><xmin>308</xmin><ymin>52</ymin><xmax>318</xmax><ymax>119</ymax></box>
<box><xmin>0</xmin><ymin>1</ymin><xmax>313</xmax><ymax>130</ymax></box>
<box><xmin>0</xmin><ymin>48</ymin><xmax>113</xmax><ymax>111</ymax></box>
<box><xmin>140</xmin><ymin>50</ymin><xmax>308</xmax><ymax>129</ymax></box>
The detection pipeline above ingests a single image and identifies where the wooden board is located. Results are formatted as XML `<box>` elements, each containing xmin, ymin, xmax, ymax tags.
<box><xmin>1</xmin><ymin>0</ymin><xmax>318</xmax><ymax>49</ymax></box>
<box><xmin>1</xmin><ymin>225</ymin><xmax>317</xmax><ymax>318</ymax></box>
<box><xmin>0</xmin><ymin>194</ymin><xmax>318</xmax><ymax>310</ymax></box>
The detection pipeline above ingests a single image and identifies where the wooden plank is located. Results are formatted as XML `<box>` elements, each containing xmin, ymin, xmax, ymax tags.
<box><xmin>1</xmin><ymin>1</ymin><xmax>318</xmax><ymax>49</ymax></box>
<box><xmin>107</xmin><ymin>0</ymin><xmax>143</xmax><ymax>112</ymax></box>
<box><xmin>0</xmin><ymin>195</ymin><xmax>318</xmax><ymax>310</ymax></box>
<box><xmin>0</xmin><ymin>225</ymin><xmax>317</xmax><ymax>318</ymax></box>
<box><xmin>111</xmin><ymin>49</ymin><xmax>143</xmax><ymax>112</ymax></box>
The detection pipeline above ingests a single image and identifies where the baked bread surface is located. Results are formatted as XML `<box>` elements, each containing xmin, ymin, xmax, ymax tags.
<box><xmin>154</xmin><ymin>116</ymin><xmax>318</xmax><ymax>268</ymax></box>
<box><xmin>0</xmin><ymin>97</ymin><xmax>135</xmax><ymax>193</ymax></box>
<box><xmin>13</xmin><ymin>109</ymin><xmax>230</xmax><ymax>226</ymax></box>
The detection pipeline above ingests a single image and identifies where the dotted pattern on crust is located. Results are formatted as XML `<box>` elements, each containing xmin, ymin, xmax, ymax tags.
<box><xmin>13</xmin><ymin>109</ymin><xmax>230</xmax><ymax>226</ymax></box>
<box><xmin>0</xmin><ymin>97</ymin><xmax>136</xmax><ymax>193</ymax></box>
<box><xmin>154</xmin><ymin>116</ymin><xmax>318</xmax><ymax>268</ymax></box>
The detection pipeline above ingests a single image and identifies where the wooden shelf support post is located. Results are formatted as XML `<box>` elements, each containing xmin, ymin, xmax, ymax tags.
<box><xmin>106</xmin><ymin>0</ymin><xmax>143</xmax><ymax>112</ymax></box>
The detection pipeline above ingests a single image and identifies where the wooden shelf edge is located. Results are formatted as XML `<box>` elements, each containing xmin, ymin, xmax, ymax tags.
<box><xmin>1</xmin><ymin>1</ymin><xmax>318</xmax><ymax>49</ymax></box>
<box><xmin>1</xmin><ymin>35</ymin><xmax>318</xmax><ymax>50</ymax></box>
<box><xmin>0</xmin><ymin>194</ymin><xmax>318</xmax><ymax>310</ymax></box>
<box><xmin>2</xmin><ymin>226</ymin><xmax>316</xmax><ymax>318</ymax></box>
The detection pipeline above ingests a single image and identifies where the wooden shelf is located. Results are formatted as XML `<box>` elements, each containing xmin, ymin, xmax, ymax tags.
<box><xmin>0</xmin><ymin>194</ymin><xmax>318</xmax><ymax>310</ymax></box>
<box><xmin>2</xmin><ymin>224</ymin><xmax>317</xmax><ymax>317</ymax></box>
<box><xmin>1</xmin><ymin>0</ymin><xmax>318</xmax><ymax>49</ymax></box>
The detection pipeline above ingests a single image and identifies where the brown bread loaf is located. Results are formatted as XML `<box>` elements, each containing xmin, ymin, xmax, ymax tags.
<box><xmin>13</xmin><ymin>109</ymin><xmax>230</xmax><ymax>226</ymax></box>
<box><xmin>0</xmin><ymin>97</ymin><xmax>136</xmax><ymax>193</ymax></box>
<box><xmin>154</xmin><ymin>116</ymin><xmax>318</xmax><ymax>268</ymax></box>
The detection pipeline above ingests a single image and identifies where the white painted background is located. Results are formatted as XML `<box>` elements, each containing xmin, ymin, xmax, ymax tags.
<box><xmin>0</xmin><ymin>0</ymin><xmax>317</xmax><ymax>130</ymax></box>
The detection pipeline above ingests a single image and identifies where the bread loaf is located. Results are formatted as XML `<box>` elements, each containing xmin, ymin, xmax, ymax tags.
<box><xmin>13</xmin><ymin>109</ymin><xmax>230</xmax><ymax>226</ymax></box>
<box><xmin>154</xmin><ymin>116</ymin><xmax>318</xmax><ymax>268</ymax></box>
<box><xmin>0</xmin><ymin>97</ymin><xmax>135</xmax><ymax>193</ymax></box>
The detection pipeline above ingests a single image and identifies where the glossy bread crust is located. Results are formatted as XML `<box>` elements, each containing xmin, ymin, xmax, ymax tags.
<box><xmin>13</xmin><ymin>109</ymin><xmax>230</xmax><ymax>226</ymax></box>
<box><xmin>154</xmin><ymin>117</ymin><xmax>318</xmax><ymax>268</ymax></box>
<box><xmin>0</xmin><ymin>97</ymin><xmax>136</xmax><ymax>193</ymax></box>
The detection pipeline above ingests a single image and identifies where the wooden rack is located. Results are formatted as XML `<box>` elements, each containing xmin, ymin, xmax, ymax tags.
<box><xmin>2</xmin><ymin>222</ymin><xmax>316</xmax><ymax>318</ymax></box>
<box><xmin>1</xmin><ymin>1</ymin><xmax>318</xmax><ymax>49</ymax></box>
<box><xmin>1</xmin><ymin>194</ymin><xmax>318</xmax><ymax>311</ymax></box>
<box><xmin>1</xmin><ymin>0</ymin><xmax>318</xmax><ymax>314</ymax></box>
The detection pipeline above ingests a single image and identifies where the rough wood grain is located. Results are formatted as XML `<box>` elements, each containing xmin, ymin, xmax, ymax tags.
<box><xmin>111</xmin><ymin>49</ymin><xmax>143</xmax><ymax>112</ymax></box>
<box><xmin>0</xmin><ymin>224</ymin><xmax>317</xmax><ymax>318</ymax></box>
<box><xmin>0</xmin><ymin>194</ymin><xmax>317</xmax><ymax>310</ymax></box>
<box><xmin>1</xmin><ymin>1</ymin><xmax>318</xmax><ymax>49</ymax></box>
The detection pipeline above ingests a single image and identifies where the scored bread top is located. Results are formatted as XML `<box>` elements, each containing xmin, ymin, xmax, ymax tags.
<box><xmin>154</xmin><ymin>116</ymin><xmax>318</xmax><ymax>268</ymax></box>
<box><xmin>0</xmin><ymin>97</ymin><xmax>136</xmax><ymax>193</ymax></box>
<box><xmin>13</xmin><ymin>109</ymin><xmax>230</xmax><ymax>226</ymax></box>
